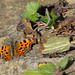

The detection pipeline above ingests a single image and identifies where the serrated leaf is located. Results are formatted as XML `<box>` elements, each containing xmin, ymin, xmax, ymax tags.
<box><xmin>25</xmin><ymin>1</ymin><xmax>40</xmax><ymax>15</ymax></box>
<box><xmin>37</xmin><ymin>13</ymin><xmax>42</xmax><ymax>17</ymax></box>
<box><xmin>28</xmin><ymin>14</ymin><xmax>38</xmax><ymax>22</ymax></box>
<box><xmin>56</xmin><ymin>55</ymin><xmax>69</xmax><ymax>70</ymax></box>
<box><xmin>22</xmin><ymin>1</ymin><xmax>40</xmax><ymax>18</ymax></box>
<box><xmin>35</xmin><ymin>1</ymin><xmax>40</xmax><ymax>12</ymax></box>
<box><xmin>37</xmin><ymin>63</ymin><xmax>55</xmax><ymax>72</ymax></box>
<box><xmin>22</xmin><ymin>11</ymin><xmax>30</xmax><ymax>19</ymax></box>
<box><xmin>40</xmin><ymin>16</ymin><xmax>48</xmax><ymax>23</ymax></box>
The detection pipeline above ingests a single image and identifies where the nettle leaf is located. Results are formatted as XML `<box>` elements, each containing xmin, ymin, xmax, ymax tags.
<box><xmin>28</xmin><ymin>13</ymin><xmax>41</xmax><ymax>22</ymax></box>
<box><xmin>40</xmin><ymin>10</ymin><xmax>49</xmax><ymax>23</ymax></box>
<box><xmin>56</xmin><ymin>55</ymin><xmax>69</xmax><ymax>70</ymax></box>
<box><xmin>22</xmin><ymin>1</ymin><xmax>40</xmax><ymax>19</ymax></box>
<box><xmin>48</xmin><ymin>12</ymin><xmax>58</xmax><ymax>27</ymax></box>
<box><xmin>24</xmin><ymin>63</ymin><xmax>54</xmax><ymax>75</ymax></box>
<box><xmin>28</xmin><ymin>14</ymin><xmax>38</xmax><ymax>22</ymax></box>
<box><xmin>37</xmin><ymin>63</ymin><xmax>55</xmax><ymax>72</ymax></box>
<box><xmin>50</xmin><ymin>12</ymin><xmax>54</xmax><ymax>19</ymax></box>
<box><xmin>24</xmin><ymin>70</ymin><xmax>43</xmax><ymax>75</ymax></box>
<box><xmin>48</xmin><ymin>20</ymin><xmax>54</xmax><ymax>27</ymax></box>
<box><xmin>40</xmin><ymin>11</ymin><xmax>58</xmax><ymax>27</ymax></box>
<box><xmin>37</xmin><ymin>13</ymin><xmax>42</xmax><ymax>17</ymax></box>
<box><xmin>40</xmin><ymin>16</ymin><xmax>48</xmax><ymax>23</ymax></box>
<box><xmin>50</xmin><ymin>12</ymin><xmax>58</xmax><ymax>19</ymax></box>
<box><xmin>24</xmin><ymin>70</ymin><xmax>53</xmax><ymax>75</ymax></box>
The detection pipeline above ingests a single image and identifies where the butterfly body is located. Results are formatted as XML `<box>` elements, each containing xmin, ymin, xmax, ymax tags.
<box><xmin>17</xmin><ymin>18</ymin><xmax>41</xmax><ymax>43</ymax></box>
<box><xmin>0</xmin><ymin>38</ymin><xmax>36</xmax><ymax>61</ymax></box>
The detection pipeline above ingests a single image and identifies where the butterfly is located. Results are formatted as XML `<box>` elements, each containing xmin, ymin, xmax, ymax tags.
<box><xmin>0</xmin><ymin>38</ymin><xmax>36</xmax><ymax>61</ymax></box>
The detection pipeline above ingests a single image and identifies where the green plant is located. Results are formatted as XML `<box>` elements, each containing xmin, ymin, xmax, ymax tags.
<box><xmin>22</xmin><ymin>1</ymin><xmax>40</xmax><ymax>22</ymax></box>
<box><xmin>24</xmin><ymin>55</ymin><xmax>69</xmax><ymax>75</ymax></box>
<box><xmin>22</xmin><ymin>1</ymin><xmax>58</xmax><ymax>27</ymax></box>
<box><xmin>40</xmin><ymin>10</ymin><xmax>58</xmax><ymax>27</ymax></box>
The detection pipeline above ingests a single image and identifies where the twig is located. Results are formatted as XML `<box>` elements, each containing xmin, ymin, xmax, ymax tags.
<box><xmin>46</xmin><ymin>8</ymin><xmax>50</xmax><ymax>25</ymax></box>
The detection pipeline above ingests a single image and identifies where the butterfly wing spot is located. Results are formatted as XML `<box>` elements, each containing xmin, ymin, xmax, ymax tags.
<box><xmin>16</xmin><ymin>38</ymin><xmax>35</xmax><ymax>56</ymax></box>
<box><xmin>25</xmin><ymin>38</ymin><xmax>34</xmax><ymax>49</ymax></box>
<box><xmin>23</xmin><ymin>40</ymin><xmax>26</xmax><ymax>43</ymax></box>
<box><xmin>16</xmin><ymin>47</ymin><xmax>27</xmax><ymax>56</ymax></box>
<box><xmin>3</xmin><ymin>52</ymin><xmax>11</xmax><ymax>60</ymax></box>
<box><xmin>0</xmin><ymin>46</ymin><xmax>11</xmax><ymax>60</ymax></box>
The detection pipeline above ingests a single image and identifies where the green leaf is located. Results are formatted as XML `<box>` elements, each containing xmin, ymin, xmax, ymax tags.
<box><xmin>28</xmin><ymin>14</ymin><xmax>38</xmax><ymax>22</ymax></box>
<box><xmin>48</xmin><ymin>20</ymin><xmax>54</xmax><ymax>27</ymax></box>
<box><xmin>37</xmin><ymin>63</ymin><xmax>55</xmax><ymax>72</ymax></box>
<box><xmin>49</xmin><ymin>12</ymin><xmax>58</xmax><ymax>19</ymax></box>
<box><xmin>22</xmin><ymin>1</ymin><xmax>40</xmax><ymax>18</ymax></box>
<box><xmin>41</xmin><ymin>72</ymin><xmax>53</xmax><ymax>75</ymax></box>
<box><xmin>40</xmin><ymin>11</ymin><xmax>58</xmax><ymax>28</ymax></box>
<box><xmin>40</xmin><ymin>11</ymin><xmax>49</xmax><ymax>23</ymax></box>
<box><xmin>24</xmin><ymin>70</ymin><xmax>53</xmax><ymax>75</ymax></box>
<box><xmin>54</xmin><ymin>14</ymin><xmax>58</xmax><ymax>20</ymax></box>
<box><xmin>48</xmin><ymin>12</ymin><xmax>58</xmax><ymax>27</ymax></box>
<box><xmin>37</xmin><ymin>13</ymin><xmax>42</xmax><ymax>17</ymax></box>
<box><xmin>56</xmin><ymin>55</ymin><xmax>69</xmax><ymax>70</ymax></box>
<box><xmin>50</xmin><ymin>12</ymin><xmax>54</xmax><ymax>19</ymax></box>
<box><xmin>22</xmin><ymin>11</ymin><xmax>30</xmax><ymax>19</ymax></box>
<box><xmin>40</xmin><ymin>16</ymin><xmax>48</xmax><ymax>23</ymax></box>
<box><xmin>24</xmin><ymin>70</ymin><xmax>43</xmax><ymax>75</ymax></box>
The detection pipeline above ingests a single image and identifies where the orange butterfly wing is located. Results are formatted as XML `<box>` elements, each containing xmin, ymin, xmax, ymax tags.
<box><xmin>0</xmin><ymin>38</ymin><xmax>36</xmax><ymax>60</ymax></box>
<box><xmin>0</xmin><ymin>46</ymin><xmax>11</xmax><ymax>61</ymax></box>
<box><xmin>15</xmin><ymin>38</ymin><xmax>36</xmax><ymax>57</ymax></box>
